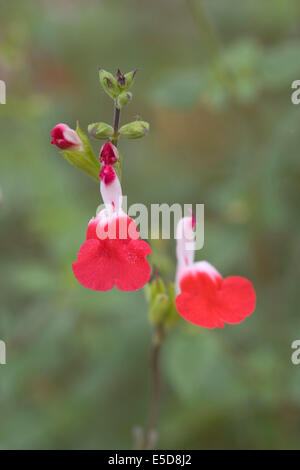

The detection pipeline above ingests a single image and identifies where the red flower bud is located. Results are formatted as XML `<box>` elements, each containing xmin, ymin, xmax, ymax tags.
<box><xmin>100</xmin><ymin>165</ymin><xmax>116</xmax><ymax>185</ymax></box>
<box><xmin>100</xmin><ymin>142</ymin><xmax>119</xmax><ymax>165</ymax></box>
<box><xmin>51</xmin><ymin>123</ymin><xmax>83</xmax><ymax>150</ymax></box>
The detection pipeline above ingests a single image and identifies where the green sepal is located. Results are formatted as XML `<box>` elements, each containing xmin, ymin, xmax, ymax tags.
<box><xmin>145</xmin><ymin>279</ymin><xmax>181</xmax><ymax>328</ymax></box>
<box><xmin>61</xmin><ymin>122</ymin><xmax>100</xmax><ymax>181</ymax></box>
<box><xmin>123</xmin><ymin>70</ymin><xmax>137</xmax><ymax>90</ymax></box>
<box><xmin>119</xmin><ymin>121</ymin><xmax>150</xmax><ymax>139</ymax></box>
<box><xmin>99</xmin><ymin>69</ymin><xmax>120</xmax><ymax>99</ymax></box>
<box><xmin>164</xmin><ymin>283</ymin><xmax>181</xmax><ymax>328</ymax></box>
<box><xmin>148</xmin><ymin>293</ymin><xmax>170</xmax><ymax>325</ymax></box>
<box><xmin>116</xmin><ymin>91</ymin><xmax>133</xmax><ymax>109</ymax></box>
<box><xmin>88</xmin><ymin>122</ymin><xmax>114</xmax><ymax>140</ymax></box>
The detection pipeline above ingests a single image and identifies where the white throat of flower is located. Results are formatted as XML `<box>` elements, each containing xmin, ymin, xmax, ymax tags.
<box><xmin>100</xmin><ymin>168</ymin><xmax>123</xmax><ymax>213</ymax></box>
<box><xmin>175</xmin><ymin>216</ymin><xmax>195</xmax><ymax>292</ymax></box>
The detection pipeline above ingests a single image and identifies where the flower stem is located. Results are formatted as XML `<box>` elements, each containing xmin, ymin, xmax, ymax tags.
<box><xmin>144</xmin><ymin>323</ymin><xmax>166</xmax><ymax>450</ymax></box>
<box><xmin>112</xmin><ymin>104</ymin><xmax>120</xmax><ymax>147</ymax></box>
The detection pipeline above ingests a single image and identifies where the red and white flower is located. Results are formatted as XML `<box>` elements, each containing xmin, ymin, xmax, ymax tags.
<box><xmin>51</xmin><ymin>123</ymin><xmax>83</xmax><ymax>150</ymax></box>
<box><xmin>175</xmin><ymin>216</ymin><xmax>256</xmax><ymax>328</ymax></box>
<box><xmin>100</xmin><ymin>141</ymin><xmax>119</xmax><ymax>165</ymax></box>
<box><xmin>72</xmin><ymin>156</ymin><xmax>151</xmax><ymax>291</ymax></box>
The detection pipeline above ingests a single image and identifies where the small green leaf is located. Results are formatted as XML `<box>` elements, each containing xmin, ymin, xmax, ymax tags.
<box><xmin>61</xmin><ymin>122</ymin><xmax>100</xmax><ymax>181</ymax></box>
<box><xmin>164</xmin><ymin>283</ymin><xmax>181</xmax><ymax>328</ymax></box>
<box><xmin>123</xmin><ymin>69</ymin><xmax>137</xmax><ymax>90</ymax></box>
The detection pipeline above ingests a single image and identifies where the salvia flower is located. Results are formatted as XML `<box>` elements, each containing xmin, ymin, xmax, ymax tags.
<box><xmin>51</xmin><ymin>123</ymin><xmax>83</xmax><ymax>150</ymax></box>
<box><xmin>72</xmin><ymin>164</ymin><xmax>151</xmax><ymax>291</ymax></box>
<box><xmin>175</xmin><ymin>216</ymin><xmax>256</xmax><ymax>328</ymax></box>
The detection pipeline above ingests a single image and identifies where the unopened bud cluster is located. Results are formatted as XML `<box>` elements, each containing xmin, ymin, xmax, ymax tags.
<box><xmin>90</xmin><ymin>68</ymin><xmax>150</xmax><ymax>141</ymax></box>
<box><xmin>145</xmin><ymin>276</ymin><xmax>180</xmax><ymax>328</ymax></box>
<box><xmin>99</xmin><ymin>68</ymin><xmax>137</xmax><ymax>101</ymax></box>
<box><xmin>51</xmin><ymin>67</ymin><xmax>150</xmax><ymax>184</ymax></box>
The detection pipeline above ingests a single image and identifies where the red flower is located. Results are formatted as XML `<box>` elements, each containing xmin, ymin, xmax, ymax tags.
<box><xmin>51</xmin><ymin>123</ymin><xmax>83</xmax><ymax>150</ymax></box>
<box><xmin>72</xmin><ymin>163</ymin><xmax>151</xmax><ymax>291</ymax></box>
<box><xmin>73</xmin><ymin>213</ymin><xmax>151</xmax><ymax>291</ymax></box>
<box><xmin>175</xmin><ymin>262</ymin><xmax>256</xmax><ymax>328</ymax></box>
<box><xmin>175</xmin><ymin>217</ymin><xmax>256</xmax><ymax>328</ymax></box>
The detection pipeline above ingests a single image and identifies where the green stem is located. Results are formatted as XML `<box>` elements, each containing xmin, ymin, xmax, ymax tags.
<box><xmin>144</xmin><ymin>323</ymin><xmax>166</xmax><ymax>450</ymax></box>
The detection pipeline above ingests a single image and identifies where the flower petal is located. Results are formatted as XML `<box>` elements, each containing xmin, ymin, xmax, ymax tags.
<box><xmin>216</xmin><ymin>276</ymin><xmax>256</xmax><ymax>324</ymax></box>
<box><xmin>72</xmin><ymin>239</ymin><xmax>115</xmax><ymax>291</ymax></box>
<box><xmin>73</xmin><ymin>215</ymin><xmax>151</xmax><ymax>292</ymax></box>
<box><xmin>175</xmin><ymin>271</ymin><xmax>255</xmax><ymax>328</ymax></box>
<box><xmin>175</xmin><ymin>272</ymin><xmax>223</xmax><ymax>328</ymax></box>
<box><xmin>114</xmin><ymin>239</ymin><xmax>152</xmax><ymax>291</ymax></box>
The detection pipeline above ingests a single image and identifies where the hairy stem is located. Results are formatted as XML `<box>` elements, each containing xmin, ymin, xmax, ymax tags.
<box><xmin>144</xmin><ymin>323</ymin><xmax>166</xmax><ymax>450</ymax></box>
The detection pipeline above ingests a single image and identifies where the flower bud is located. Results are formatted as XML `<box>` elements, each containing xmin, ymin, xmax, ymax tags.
<box><xmin>116</xmin><ymin>91</ymin><xmax>132</xmax><ymax>109</ymax></box>
<box><xmin>88</xmin><ymin>122</ymin><xmax>114</xmax><ymax>140</ymax></box>
<box><xmin>100</xmin><ymin>142</ymin><xmax>119</xmax><ymax>165</ymax></box>
<box><xmin>99</xmin><ymin>69</ymin><xmax>120</xmax><ymax>99</ymax></box>
<box><xmin>53</xmin><ymin>122</ymin><xmax>100</xmax><ymax>181</ymax></box>
<box><xmin>119</xmin><ymin>121</ymin><xmax>149</xmax><ymax>139</ymax></box>
<box><xmin>164</xmin><ymin>283</ymin><xmax>181</xmax><ymax>328</ymax></box>
<box><xmin>51</xmin><ymin>123</ymin><xmax>83</xmax><ymax>150</ymax></box>
<box><xmin>149</xmin><ymin>293</ymin><xmax>170</xmax><ymax>324</ymax></box>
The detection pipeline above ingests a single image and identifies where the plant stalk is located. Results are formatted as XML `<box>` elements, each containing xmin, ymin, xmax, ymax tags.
<box><xmin>112</xmin><ymin>104</ymin><xmax>120</xmax><ymax>147</ymax></box>
<box><xmin>144</xmin><ymin>323</ymin><xmax>166</xmax><ymax>450</ymax></box>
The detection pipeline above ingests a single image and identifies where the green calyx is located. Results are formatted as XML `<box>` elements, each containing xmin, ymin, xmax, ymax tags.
<box><xmin>99</xmin><ymin>68</ymin><xmax>137</xmax><ymax>100</ymax></box>
<box><xmin>119</xmin><ymin>121</ymin><xmax>150</xmax><ymax>139</ymax></box>
<box><xmin>145</xmin><ymin>277</ymin><xmax>180</xmax><ymax>328</ymax></box>
<box><xmin>116</xmin><ymin>91</ymin><xmax>133</xmax><ymax>109</ymax></box>
<box><xmin>88</xmin><ymin>122</ymin><xmax>114</xmax><ymax>140</ymax></box>
<box><xmin>99</xmin><ymin>69</ymin><xmax>120</xmax><ymax>99</ymax></box>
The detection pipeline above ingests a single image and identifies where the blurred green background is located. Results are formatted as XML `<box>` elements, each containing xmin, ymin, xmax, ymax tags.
<box><xmin>1</xmin><ymin>0</ymin><xmax>300</xmax><ymax>449</ymax></box>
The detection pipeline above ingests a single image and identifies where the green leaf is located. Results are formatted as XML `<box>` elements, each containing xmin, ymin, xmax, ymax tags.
<box><xmin>61</xmin><ymin>122</ymin><xmax>100</xmax><ymax>181</ymax></box>
<box><xmin>164</xmin><ymin>333</ymin><xmax>243</xmax><ymax>405</ymax></box>
<box><xmin>149</xmin><ymin>68</ymin><xmax>205</xmax><ymax>110</ymax></box>
<box><xmin>260</xmin><ymin>41</ymin><xmax>300</xmax><ymax>90</ymax></box>
<box><xmin>99</xmin><ymin>69</ymin><xmax>120</xmax><ymax>99</ymax></box>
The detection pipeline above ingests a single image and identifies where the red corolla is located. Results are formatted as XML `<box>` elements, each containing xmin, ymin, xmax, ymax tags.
<box><xmin>72</xmin><ymin>155</ymin><xmax>151</xmax><ymax>291</ymax></box>
<box><xmin>175</xmin><ymin>216</ymin><xmax>256</xmax><ymax>328</ymax></box>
